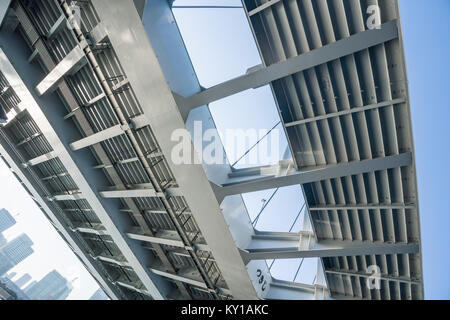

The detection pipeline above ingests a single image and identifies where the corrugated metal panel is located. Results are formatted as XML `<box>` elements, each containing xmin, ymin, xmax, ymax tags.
<box><xmin>242</xmin><ymin>0</ymin><xmax>422</xmax><ymax>299</ymax></box>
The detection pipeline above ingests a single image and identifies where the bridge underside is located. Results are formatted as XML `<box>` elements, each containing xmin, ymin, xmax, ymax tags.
<box><xmin>0</xmin><ymin>0</ymin><xmax>423</xmax><ymax>300</ymax></box>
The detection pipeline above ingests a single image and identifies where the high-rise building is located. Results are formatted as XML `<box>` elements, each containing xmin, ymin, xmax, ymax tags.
<box><xmin>5</xmin><ymin>272</ymin><xmax>16</xmax><ymax>280</ymax></box>
<box><xmin>14</xmin><ymin>273</ymin><xmax>31</xmax><ymax>288</ymax></box>
<box><xmin>25</xmin><ymin>270</ymin><xmax>72</xmax><ymax>300</ymax></box>
<box><xmin>89</xmin><ymin>288</ymin><xmax>109</xmax><ymax>300</ymax></box>
<box><xmin>0</xmin><ymin>284</ymin><xmax>16</xmax><ymax>300</ymax></box>
<box><xmin>0</xmin><ymin>276</ymin><xmax>30</xmax><ymax>300</ymax></box>
<box><xmin>0</xmin><ymin>208</ymin><xmax>15</xmax><ymax>233</ymax></box>
<box><xmin>23</xmin><ymin>281</ymin><xmax>36</xmax><ymax>293</ymax></box>
<box><xmin>0</xmin><ymin>234</ymin><xmax>33</xmax><ymax>265</ymax></box>
<box><xmin>0</xmin><ymin>233</ymin><xmax>6</xmax><ymax>248</ymax></box>
<box><xmin>51</xmin><ymin>281</ymin><xmax>73</xmax><ymax>301</ymax></box>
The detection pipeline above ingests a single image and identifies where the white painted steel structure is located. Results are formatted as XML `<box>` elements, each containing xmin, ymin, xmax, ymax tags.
<box><xmin>0</xmin><ymin>0</ymin><xmax>423</xmax><ymax>300</ymax></box>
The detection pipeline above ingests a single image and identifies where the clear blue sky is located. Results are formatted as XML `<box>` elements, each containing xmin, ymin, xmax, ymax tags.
<box><xmin>0</xmin><ymin>0</ymin><xmax>447</xmax><ymax>300</ymax></box>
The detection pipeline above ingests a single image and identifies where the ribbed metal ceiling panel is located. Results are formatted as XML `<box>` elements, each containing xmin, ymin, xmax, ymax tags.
<box><xmin>242</xmin><ymin>0</ymin><xmax>423</xmax><ymax>299</ymax></box>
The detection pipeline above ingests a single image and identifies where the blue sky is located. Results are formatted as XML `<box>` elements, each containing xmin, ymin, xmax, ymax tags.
<box><xmin>398</xmin><ymin>0</ymin><xmax>450</xmax><ymax>299</ymax></box>
<box><xmin>0</xmin><ymin>0</ymin><xmax>447</xmax><ymax>300</ymax></box>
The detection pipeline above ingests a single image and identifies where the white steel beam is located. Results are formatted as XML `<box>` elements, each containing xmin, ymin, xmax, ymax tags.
<box><xmin>309</xmin><ymin>203</ymin><xmax>416</xmax><ymax>211</ymax></box>
<box><xmin>325</xmin><ymin>269</ymin><xmax>421</xmax><ymax>286</ymax></box>
<box><xmin>27</xmin><ymin>48</ymin><xmax>39</xmax><ymax>63</ymax></box>
<box><xmin>96</xmin><ymin>255</ymin><xmax>130</xmax><ymax>268</ymax></box>
<box><xmin>99</xmin><ymin>185</ymin><xmax>181</xmax><ymax>198</ymax></box>
<box><xmin>69</xmin><ymin>124</ymin><xmax>127</xmax><ymax>151</ymax></box>
<box><xmin>213</xmin><ymin>153</ymin><xmax>412</xmax><ymax>202</ymax></box>
<box><xmin>127</xmin><ymin>229</ymin><xmax>210</xmax><ymax>251</ymax></box>
<box><xmin>111</xmin><ymin>78</ymin><xmax>130</xmax><ymax>92</ymax></box>
<box><xmin>83</xmin><ymin>93</ymin><xmax>106</xmax><ymax>107</ymax></box>
<box><xmin>247</xmin><ymin>0</ymin><xmax>282</xmax><ymax>16</ymax></box>
<box><xmin>151</xmin><ymin>247</ymin><xmax>213</xmax><ymax>262</ymax></box>
<box><xmin>99</xmin><ymin>187</ymin><xmax>159</xmax><ymax>199</ymax></box>
<box><xmin>24</xmin><ymin>151</ymin><xmax>58</xmax><ymax>167</ymax></box>
<box><xmin>149</xmin><ymin>265</ymin><xmax>232</xmax><ymax>296</ymax></box>
<box><xmin>50</xmin><ymin>193</ymin><xmax>84</xmax><ymax>201</ymax></box>
<box><xmin>174</xmin><ymin>20</ymin><xmax>398</xmax><ymax>113</ymax></box>
<box><xmin>36</xmin><ymin>42</ymin><xmax>88</xmax><ymax>95</ymax></box>
<box><xmin>68</xmin><ymin>114</ymin><xmax>149</xmax><ymax>151</ymax></box>
<box><xmin>129</xmin><ymin>114</ymin><xmax>150</xmax><ymax>130</ymax></box>
<box><xmin>266</xmin><ymin>279</ymin><xmax>329</xmax><ymax>300</ymax></box>
<box><xmin>285</xmin><ymin>98</ymin><xmax>406</xmax><ymax>128</ymax></box>
<box><xmin>73</xmin><ymin>224</ymin><xmax>109</xmax><ymax>236</ymax></box>
<box><xmin>89</xmin><ymin>21</ymin><xmax>108</xmax><ymax>45</ymax></box>
<box><xmin>16</xmin><ymin>132</ymin><xmax>41</xmax><ymax>146</ymax></box>
<box><xmin>115</xmin><ymin>281</ymin><xmax>151</xmax><ymax>296</ymax></box>
<box><xmin>240</xmin><ymin>231</ymin><xmax>419</xmax><ymax>262</ymax></box>
<box><xmin>2</xmin><ymin>103</ymin><xmax>24</xmax><ymax>125</ymax></box>
<box><xmin>149</xmin><ymin>266</ymin><xmax>207</xmax><ymax>289</ymax></box>
<box><xmin>41</xmin><ymin>172</ymin><xmax>69</xmax><ymax>182</ymax></box>
<box><xmin>46</xmin><ymin>15</ymin><xmax>66</xmax><ymax>39</ymax></box>
<box><xmin>127</xmin><ymin>231</ymin><xmax>184</xmax><ymax>248</ymax></box>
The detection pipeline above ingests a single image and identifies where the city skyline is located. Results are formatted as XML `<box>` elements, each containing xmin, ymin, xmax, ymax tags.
<box><xmin>0</xmin><ymin>208</ymin><xmax>76</xmax><ymax>300</ymax></box>
<box><xmin>0</xmin><ymin>269</ymin><xmax>74</xmax><ymax>300</ymax></box>
<box><xmin>0</xmin><ymin>208</ymin><xmax>34</xmax><ymax>277</ymax></box>
<box><xmin>25</xmin><ymin>270</ymin><xmax>73</xmax><ymax>300</ymax></box>
<box><xmin>0</xmin><ymin>205</ymin><xmax>97</xmax><ymax>299</ymax></box>
<box><xmin>0</xmin><ymin>160</ymin><xmax>100</xmax><ymax>299</ymax></box>
<box><xmin>0</xmin><ymin>208</ymin><xmax>15</xmax><ymax>233</ymax></box>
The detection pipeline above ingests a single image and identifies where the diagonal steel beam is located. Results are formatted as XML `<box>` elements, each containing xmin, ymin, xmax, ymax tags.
<box><xmin>98</xmin><ymin>185</ymin><xmax>181</xmax><ymax>199</ymax></box>
<box><xmin>240</xmin><ymin>231</ymin><xmax>419</xmax><ymax>262</ymax></box>
<box><xmin>128</xmin><ymin>231</ymin><xmax>185</xmax><ymax>249</ymax></box>
<box><xmin>285</xmin><ymin>98</ymin><xmax>406</xmax><ymax>128</ymax></box>
<box><xmin>212</xmin><ymin>153</ymin><xmax>412</xmax><ymax>202</ymax></box>
<box><xmin>174</xmin><ymin>20</ymin><xmax>398</xmax><ymax>114</ymax></box>
<box><xmin>24</xmin><ymin>151</ymin><xmax>58</xmax><ymax>167</ymax></box>
<box><xmin>50</xmin><ymin>192</ymin><xmax>84</xmax><ymax>201</ymax></box>
<box><xmin>266</xmin><ymin>279</ymin><xmax>329</xmax><ymax>300</ymax></box>
<box><xmin>325</xmin><ymin>269</ymin><xmax>421</xmax><ymax>286</ymax></box>
<box><xmin>46</xmin><ymin>15</ymin><xmax>66</xmax><ymax>40</ymax></box>
<box><xmin>99</xmin><ymin>188</ymin><xmax>159</xmax><ymax>199</ymax></box>
<box><xmin>69</xmin><ymin>124</ymin><xmax>127</xmax><ymax>151</ymax></box>
<box><xmin>127</xmin><ymin>229</ymin><xmax>210</xmax><ymax>252</ymax></box>
<box><xmin>149</xmin><ymin>265</ymin><xmax>232</xmax><ymax>296</ymax></box>
<box><xmin>36</xmin><ymin>42</ymin><xmax>88</xmax><ymax>95</ymax></box>
<box><xmin>309</xmin><ymin>203</ymin><xmax>416</xmax><ymax>211</ymax></box>
<box><xmin>74</xmin><ymin>225</ymin><xmax>109</xmax><ymax>236</ymax></box>
<box><xmin>149</xmin><ymin>265</ymin><xmax>208</xmax><ymax>290</ymax></box>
